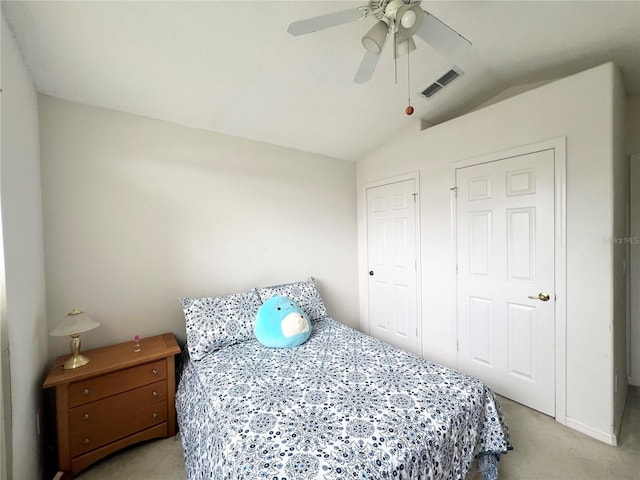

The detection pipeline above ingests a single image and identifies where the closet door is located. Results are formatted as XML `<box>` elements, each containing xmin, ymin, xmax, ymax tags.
<box><xmin>630</xmin><ymin>153</ymin><xmax>640</xmax><ymax>386</ymax></box>
<box><xmin>456</xmin><ymin>149</ymin><xmax>556</xmax><ymax>416</ymax></box>
<box><xmin>365</xmin><ymin>178</ymin><xmax>420</xmax><ymax>356</ymax></box>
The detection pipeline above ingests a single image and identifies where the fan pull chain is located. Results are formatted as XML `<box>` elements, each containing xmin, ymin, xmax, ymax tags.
<box><xmin>393</xmin><ymin>31</ymin><xmax>398</xmax><ymax>84</ymax></box>
<box><xmin>406</xmin><ymin>44</ymin><xmax>414</xmax><ymax>115</ymax></box>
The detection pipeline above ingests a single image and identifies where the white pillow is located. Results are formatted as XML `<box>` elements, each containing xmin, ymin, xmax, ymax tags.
<box><xmin>257</xmin><ymin>277</ymin><xmax>328</xmax><ymax>321</ymax></box>
<box><xmin>179</xmin><ymin>288</ymin><xmax>262</xmax><ymax>360</ymax></box>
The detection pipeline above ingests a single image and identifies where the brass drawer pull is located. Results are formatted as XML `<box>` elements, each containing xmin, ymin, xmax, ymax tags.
<box><xmin>82</xmin><ymin>438</ymin><xmax>90</xmax><ymax>445</ymax></box>
<box><xmin>152</xmin><ymin>391</ymin><xmax>158</xmax><ymax>398</ymax></box>
<box><xmin>83</xmin><ymin>413</ymin><xmax>90</xmax><ymax>421</ymax></box>
<box><xmin>83</xmin><ymin>388</ymin><xmax>90</xmax><ymax>395</ymax></box>
<box><xmin>152</xmin><ymin>369</ymin><xmax>158</xmax><ymax>375</ymax></box>
<box><xmin>152</xmin><ymin>412</ymin><xmax>158</xmax><ymax>419</ymax></box>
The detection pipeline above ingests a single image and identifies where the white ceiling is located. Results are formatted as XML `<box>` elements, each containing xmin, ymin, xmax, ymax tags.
<box><xmin>3</xmin><ymin>1</ymin><xmax>639</xmax><ymax>161</ymax></box>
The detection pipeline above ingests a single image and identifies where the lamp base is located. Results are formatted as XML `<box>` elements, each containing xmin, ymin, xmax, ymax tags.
<box><xmin>62</xmin><ymin>353</ymin><xmax>90</xmax><ymax>369</ymax></box>
<box><xmin>63</xmin><ymin>334</ymin><xmax>90</xmax><ymax>369</ymax></box>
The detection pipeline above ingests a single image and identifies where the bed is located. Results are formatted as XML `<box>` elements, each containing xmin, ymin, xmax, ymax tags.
<box><xmin>176</xmin><ymin>278</ymin><xmax>511</xmax><ymax>480</ymax></box>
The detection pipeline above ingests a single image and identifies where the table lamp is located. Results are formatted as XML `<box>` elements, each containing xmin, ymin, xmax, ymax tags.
<box><xmin>50</xmin><ymin>308</ymin><xmax>101</xmax><ymax>369</ymax></box>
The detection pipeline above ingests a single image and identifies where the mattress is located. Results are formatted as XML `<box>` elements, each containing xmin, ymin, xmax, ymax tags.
<box><xmin>176</xmin><ymin>316</ymin><xmax>511</xmax><ymax>479</ymax></box>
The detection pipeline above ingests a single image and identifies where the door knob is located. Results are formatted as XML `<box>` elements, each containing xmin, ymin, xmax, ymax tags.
<box><xmin>369</xmin><ymin>270</ymin><xmax>374</xmax><ymax>276</ymax></box>
<box><xmin>528</xmin><ymin>292</ymin><xmax>550</xmax><ymax>302</ymax></box>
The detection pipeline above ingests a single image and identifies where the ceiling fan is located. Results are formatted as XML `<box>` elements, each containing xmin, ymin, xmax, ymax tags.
<box><xmin>287</xmin><ymin>0</ymin><xmax>471</xmax><ymax>84</ymax></box>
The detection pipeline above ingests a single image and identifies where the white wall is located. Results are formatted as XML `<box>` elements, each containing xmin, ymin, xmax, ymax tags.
<box><xmin>38</xmin><ymin>96</ymin><xmax>358</xmax><ymax>357</ymax></box>
<box><xmin>357</xmin><ymin>62</ymin><xmax>623</xmax><ymax>443</ymax></box>
<box><xmin>0</xmin><ymin>11</ymin><xmax>49</xmax><ymax>480</ymax></box>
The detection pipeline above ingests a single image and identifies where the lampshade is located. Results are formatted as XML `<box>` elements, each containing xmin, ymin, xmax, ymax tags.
<box><xmin>393</xmin><ymin>35</ymin><xmax>417</xmax><ymax>59</ymax></box>
<box><xmin>395</xmin><ymin>4</ymin><xmax>423</xmax><ymax>37</ymax></box>
<box><xmin>362</xmin><ymin>20</ymin><xmax>389</xmax><ymax>55</ymax></box>
<box><xmin>50</xmin><ymin>308</ymin><xmax>101</xmax><ymax>336</ymax></box>
<box><xmin>50</xmin><ymin>308</ymin><xmax>100</xmax><ymax>369</ymax></box>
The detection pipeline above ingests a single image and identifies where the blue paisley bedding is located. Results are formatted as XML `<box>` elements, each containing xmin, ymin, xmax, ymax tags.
<box><xmin>176</xmin><ymin>316</ymin><xmax>511</xmax><ymax>480</ymax></box>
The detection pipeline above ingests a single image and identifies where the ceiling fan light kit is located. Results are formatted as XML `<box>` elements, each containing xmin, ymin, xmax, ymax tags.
<box><xmin>400</xmin><ymin>9</ymin><xmax>417</xmax><ymax>28</ymax></box>
<box><xmin>287</xmin><ymin>0</ymin><xmax>470</xmax><ymax>113</ymax></box>
<box><xmin>395</xmin><ymin>4</ymin><xmax>423</xmax><ymax>36</ymax></box>
<box><xmin>362</xmin><ymin>19</ymin><xmax>389</xmax><ymax>54</ymax></box>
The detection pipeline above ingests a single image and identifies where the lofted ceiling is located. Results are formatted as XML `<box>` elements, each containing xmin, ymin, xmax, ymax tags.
<box><xmin>3</xmin><ymin>0</ymin><xmax>639</xmax><ymax>161</ymax></box>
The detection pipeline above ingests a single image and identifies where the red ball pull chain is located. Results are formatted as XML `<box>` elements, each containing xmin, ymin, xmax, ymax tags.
<box><xmin>405</xmin><ymin>41</ymin><xmax>413</xmax><ymax>116</ymax></box>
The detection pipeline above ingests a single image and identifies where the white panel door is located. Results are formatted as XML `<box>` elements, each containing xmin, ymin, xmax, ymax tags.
<box><xmin>366</xmin><ymin>179</ymin><xmax>419</xmax><ymax>355</ymax></box>
<box><xmin>630</xmin><ymin>153</ymin><xmax>640</xmax><ymax>386</ymax></box>
<box><xmin>456</xmin><ymin>149</ymin><xmax>555</xmax><ymax>416</ymax></box>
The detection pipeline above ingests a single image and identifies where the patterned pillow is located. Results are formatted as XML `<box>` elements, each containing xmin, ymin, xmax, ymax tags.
<box><xmin>179</xmin><ymin>288</ymin><xmax>262</xmax><ymax>361</ymax></box>
<box><xmin>257</xmin><ymin>277</ymin><xmax>328</xmax><ymax>321</ymax></box>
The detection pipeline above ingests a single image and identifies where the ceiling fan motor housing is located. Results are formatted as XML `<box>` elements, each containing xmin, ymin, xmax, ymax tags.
<box><xmin>362</xmin><ymin>0</ymin><xmax>424</xmax><ymax>54</ymax></box>
<box><xmin>367</xmin><ymin>0</ymin><xmax>422</xmax><ymax>20</ymax></box>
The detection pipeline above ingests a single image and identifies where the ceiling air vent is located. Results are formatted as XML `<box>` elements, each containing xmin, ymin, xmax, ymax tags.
<box><xmin>421</xmin><ymin>67</ymin><xmax>463</xmax><ymax>98</ymax></box>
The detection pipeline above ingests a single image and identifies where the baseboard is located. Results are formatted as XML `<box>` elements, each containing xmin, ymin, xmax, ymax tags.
<box><xmin>565</xmin><ymin>417</ymin><xmax>616</xmax><ymax>445</ymax></box>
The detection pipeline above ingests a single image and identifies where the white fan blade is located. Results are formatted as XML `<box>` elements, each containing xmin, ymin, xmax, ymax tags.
<box><xmin>354</xmin><ymin>51</ymin><xmax>381</xmax><ymax>84</ymax></box>
<box><xmin>287</xmin><ymin>7</ymin><xmax>367</xmax><ymax>36</ymax></box>
<box><xmin>415</xmin><ymin>12</ymin><xmax>471</xmax><ymax>58</ymax></box>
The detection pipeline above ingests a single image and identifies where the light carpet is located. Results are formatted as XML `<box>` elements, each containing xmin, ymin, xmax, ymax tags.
<box><xmin>75</xmin><ymin>388</ymin><xmax>639</xmax><ymax>480</ymax></box>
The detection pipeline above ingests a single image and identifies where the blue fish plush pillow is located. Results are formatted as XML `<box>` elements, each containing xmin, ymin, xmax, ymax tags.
<box><xmin>254</xmin><ymin>295</ymin><xmax>312</xmax><ymax>348</ymax></box>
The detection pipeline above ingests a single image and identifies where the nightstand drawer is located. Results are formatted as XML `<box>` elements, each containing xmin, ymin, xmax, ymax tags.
<box><xmin>69</xmin><ymin>394</ymin><xmax>167</xmax><ymax>457</ymax></box>
<box><xmin>69</xmin><ymin>380</ymin><xmax>167</xmax><ymax>434</ymax></box>
<box><xmin>69</xmin><ymin>359</ymin><xmax>166</xmax><ymax>407</ymax></box>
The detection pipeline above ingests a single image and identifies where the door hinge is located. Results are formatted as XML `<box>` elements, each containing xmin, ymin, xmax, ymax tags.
<box><xmin>412</xmin><ymin>193</ymin><xmax>418</xmax><ymax>203</ymax></box>
<box><xmin>456</xmin><ymin>340</ymin><xmax>459</xmax><ymax>352</ymax></box>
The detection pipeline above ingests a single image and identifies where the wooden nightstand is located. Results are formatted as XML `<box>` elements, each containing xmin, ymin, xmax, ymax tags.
<box><xmin>43</xmin><ymin>333</ymin><xmax>181</xmax><ymax>477</ymax></box>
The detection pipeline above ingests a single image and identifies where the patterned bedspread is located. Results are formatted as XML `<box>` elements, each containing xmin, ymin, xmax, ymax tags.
<box><xmin>176</xmin><ymin>317</ymin><xmax>511</xmax><ymax>480</ymax></box>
